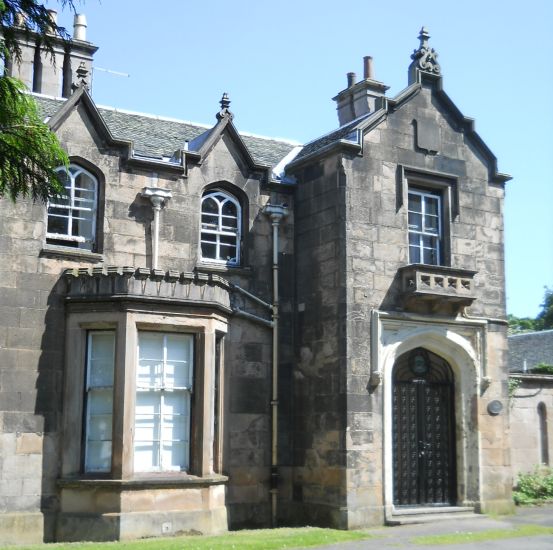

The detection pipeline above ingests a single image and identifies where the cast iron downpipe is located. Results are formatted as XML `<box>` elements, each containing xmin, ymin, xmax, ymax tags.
<box><xmin>263</xmin><ymin>203</ymin><xmax>288</xmax><ymax>527</ymax></box>
<box><xmin>141</xmin><ymin>183</ymin><xmax>172</xmax><ymax>269</ymax></box>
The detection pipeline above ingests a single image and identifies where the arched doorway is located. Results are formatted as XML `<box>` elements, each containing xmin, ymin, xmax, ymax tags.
<box><xmin>392</xmin><ymin>347</ymin><xmax>456</xmax><ymax>507</ymax></box>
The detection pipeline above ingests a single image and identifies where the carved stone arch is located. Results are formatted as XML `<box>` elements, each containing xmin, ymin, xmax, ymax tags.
<box><xmin>381</xmin><ymin>324</ymin><xmax>482</xmax><ymax>517</ymax></box>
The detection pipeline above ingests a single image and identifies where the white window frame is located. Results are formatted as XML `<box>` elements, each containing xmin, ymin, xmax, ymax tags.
<box><xmin>46</xmin><ymin>164</ymin><xmax>97</xmax><ymax>250</ymax></box>
<box><xmin>200</xmin><ymin>190</ymin><xmax>241</xmax><ymax>265</ymax></box>
<box><xmin>408</xmin><ymin>188</ymin><xmax>442</xmax><ymax>266</ymax></box>
<box><xmin>84</xmin><ymin>330</ymin><xmax>116</xmax><ymax>473</ymax></box>
<box><xmin>134</xmin><ymin>332</ymin><xmax>194</xmax><ymax>473</ymax></box>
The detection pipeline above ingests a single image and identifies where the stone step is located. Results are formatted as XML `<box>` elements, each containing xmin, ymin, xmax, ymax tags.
<box><xmin>386</xmin><ymin>507</ymin><xmax>480</xmax><ymax>526</ymax></box>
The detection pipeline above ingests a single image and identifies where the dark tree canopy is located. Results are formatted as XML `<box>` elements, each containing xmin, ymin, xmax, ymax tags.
<box><xmin>0</xmin><ymin>0</ymin><xmax>76</xmax><ymax>202</ymax></box>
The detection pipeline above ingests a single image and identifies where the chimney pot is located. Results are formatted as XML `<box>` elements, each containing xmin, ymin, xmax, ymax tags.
<box><xmin>46</xmin><ymin>9</ymin><xmax>57</xmax><ymax>34</ymax></box>
<box><xmin>363</xmin><ymin>56</ymin><xmax>374</xmax><ymax>79</ymax></box>
<box><xmin>347</xmin><ymin>72</ymin><xmax>357</xmax><ymax>88</ymax></box>
<box><xmin>73</xmin><ymin>14</ymin><xmax>88</xmax><ymax>41</ymax></box>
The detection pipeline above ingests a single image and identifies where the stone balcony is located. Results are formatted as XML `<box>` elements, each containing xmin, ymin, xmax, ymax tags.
<box><xmin>397</xmin><ymin>264</ymin><xmax>477</xmax><ymax>314</ymax></box>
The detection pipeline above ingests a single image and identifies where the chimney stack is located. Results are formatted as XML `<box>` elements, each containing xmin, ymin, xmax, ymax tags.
<box><xmin>73</xmin><ymin>14</ymin><xmax>87</xmax><ymax>41</ymax></box>
<box><xmin>333</xmin><ymin>56</ymin><xmax>389</xmax><ymax>126</ymax></box>
<box><xmin>6</xmin><ymin>12</ymin><xmax>98</xmax><ymax>98</ymax></box>
<box><xmin>46</xmin><ymin>10</ymin><xmax>57</xmax><ymax>34</ymax></box>
<box><xmin>363</xmin><ymin>56</ymin><xmax>374</xmax><ymax>79</ymax></box>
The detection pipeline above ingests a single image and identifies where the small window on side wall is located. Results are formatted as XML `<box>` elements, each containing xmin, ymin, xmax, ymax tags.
<box><xmin>46</xmin><ymin>164</ymin><xmax>98</xmax><ymax>250</ymax></box>
<box><xmin>408</xmin><ymin>188</ymin><xmax>442</xmax><ymax>265</ymax></box>
<box><xmin>200</xmin><ymin>190</ymin><xmax>241</xmax><ymax>265</ymax></box>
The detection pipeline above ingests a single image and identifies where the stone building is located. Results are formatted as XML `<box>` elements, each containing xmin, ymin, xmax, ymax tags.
<box><xmin>0</xmin><ymin>17</ymin><xmax>514</xmax><ymax>544</ymax></box>
<box><xmin>509</xmin><ymin>331</ymin><xmax>553</xmax><ymax>474</ymax></box>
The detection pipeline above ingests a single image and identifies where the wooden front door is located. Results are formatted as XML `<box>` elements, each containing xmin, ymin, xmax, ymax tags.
<box><xmin>392</xmin><ymin>348</ymin><xmax>456</xmax><ymax>506</ymax></box>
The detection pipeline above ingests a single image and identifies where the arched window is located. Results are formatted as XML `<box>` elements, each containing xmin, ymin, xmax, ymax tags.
<box><xmin>200</xmin><ymin>190</ymin><xmax>241</xmax><ymax>265</ymax></box>
<box><xmin>46</xmin><ymin>164</ymin><xmax>98</xmax><ymax>250</ymax></box>
<box><xmin>538</xmin><ymin>402</ymin><xmax>549</xmax><ymax>465</ymax></box>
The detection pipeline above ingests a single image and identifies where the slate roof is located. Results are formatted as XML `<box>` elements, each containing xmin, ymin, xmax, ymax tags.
<box><xmin>34</xmin><ymin>95</ymin><xmax>299</xmax><ymax>169</ymax></box>
<box><xmin>293</xmin><ymin>113</ymin><xmax>370</xmax><ymax>162</ymax></box>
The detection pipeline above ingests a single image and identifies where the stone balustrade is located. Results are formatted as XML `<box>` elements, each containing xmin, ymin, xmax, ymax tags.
<box><xmin>398</xmin><ymin>264</ymin><xmax>477</xmax><ymax>314</ymax></box>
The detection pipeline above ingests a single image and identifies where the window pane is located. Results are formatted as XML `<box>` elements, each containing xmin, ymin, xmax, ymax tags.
<box><xmin>201</xmin><ymin>242</ymin><xmax>217</xmax><ymax>259</ymax></box>
<box><xmin>220</xmin><ymin>245</ymin><xmax>237</xmax><ymax>262</ymax></box>
<box><xmin>135</xmin><ymin>391</ymin><xmax>161</xmax><ymax>416</ymax></box>
<box><xmin>85</xmin><ymin>332</ymin><xmax>115</xmax><ymax>473</ymax></box>
<box><xmin>162</xmin><ymin>413</ymin><xmax>188</xmax><ymax>442</ymax></box>
<box><xmin>423</xmin><ymin>247</ymin><xmax>438</xmax><ymax>265</ymax></box>
<box><xmin>135</xmin><ymin>414</ymin><xmax>160</xmax><ymax>443</ymax></box>
<box><xmin>87</xmin><ymin>412</ymin><xmax>113</xmax><ymax>440</ymax></box>
<box><xmin>221</xmin><ymin>216</ymin><xmax>237</xmax><ymax>230</ymax></box>
<box><xmin>139</xmin><ymin>333</ymin><xmax>163</xmax><ymax>360</ymax></box>
<box><xmin>408</xmin><ymin>212</ymin><xmax>422</xmax><ymax>231</ymax></box>
<box><xmin>201</xmin><ymin>214</ymin><xmax>219</xmax><ymax>228</ymax></box>
<box><xmin>47</xmin><ymin>215</ymin><xmax>68</xmax><ymax>235</ymax></box>
<box><xmin>137</xmin><ymin>359</ymin><xmax>162</xmax><ymax>388</ymax></box>
<box><xmin>88</xmin><ymin>390</ymin><xmax>113</xmax><ymax>418</ymax></box>
<box><xmin>220</xmin><ymin>234</ymin><xmax>237</xmax><ymax>246</ymax></box>
<box><xmin>201</xmin><ymin>232</ymin><xmax>217</xmax><ymax>243</ymax></box>
<box><xmin>425</xmin><ymin>196</ymin><xmax>439</xmax><ymax>216</ymax></box>
<box><xmin>425</xmin><ymin>214</ymin><xmax>439</xmax><ymax>234</ymax></box>
<box><xmin>408</xmin><ymin>193</ymin><xmax>421</xmax><ymax>212</ymax></box>
<box><xmin>134</xmin><ymin>441</ymin><xmax>160</xmax><ymax>471</ymax></box>
<box><xmin>222</xmin><ymin>201</ymin><xmax>237</xmax><ymax>216</ymax></box>
<box><xmin>409</xmin><ymin>245</ymin><xmax>421</xmax><ymax>264</ymax></box>
<box><xmin>166</xmin><ymin>334</ymin><xmax>192</xmax><ymax>362</ymax></box>
<box><xmin>162</xmin><ymin>441</ymin><xmax>187</xmax><ymax>470</ymax></box>
<box><xmin>86</xmin><ymin>441</ymin><xmax>112</xmax><ymax>472</ymax></box>
<box><xmin>202</xmin><ymin>197</ymin><xmax>218</xmax><ymax>214</ymax></box>
<box><xmin>163</xmin><ymin>391</ymin><xmax>186</xmax><ymax>416</ymax></box>
<box><xmin>75</xmin><ymin>172</ymin><xmax>95</xmax><ymax>192</ymax></box>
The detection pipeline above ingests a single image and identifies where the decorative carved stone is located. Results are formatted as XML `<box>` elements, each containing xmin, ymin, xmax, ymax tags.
<box><xmin>411</xmin><ymin>27</ymin><xmax>441</xmax><ymax>76</ymax></box>
<box><xmin>398</xmin><ymin>264</ymin><xmax>477</xmax><ymax>314</ymax></box>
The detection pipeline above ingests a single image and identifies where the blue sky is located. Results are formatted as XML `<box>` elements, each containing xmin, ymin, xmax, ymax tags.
<box><xmin>52</xmin><ymin>0</ymin><xmax>552</xmax><ymax>317</ymax></box>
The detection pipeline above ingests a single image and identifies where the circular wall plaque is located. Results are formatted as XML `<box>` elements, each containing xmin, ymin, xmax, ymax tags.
<box><xmin>487</xmin><ymin>400</ymin><xmax>503</xmax><ymax>416</ymax></box>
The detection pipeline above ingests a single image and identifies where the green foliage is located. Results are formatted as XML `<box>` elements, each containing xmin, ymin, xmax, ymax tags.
<box><xmin>508</xmin><ymin>313</ymin><xmax>538</xmax><ymax>334</ymax></box>
<box><xmin>536</xmin><ymin>287</ymin><xmax>553</xmax><ymax>330</ymax></box>
<box><xmin>531</xmin><ymin>363</ymin><xmax>553</xmax><ymax>375</ymax></box>
<box><xmin>508</xmin><ymin>377</ymin><xmax>521</xmax><ymax>398</ymax></box>
<box><xmin>509</xmin><ymin>287</ymin><xmax>553</xmax><ymax>333</ymax></box>
<box><xmin>0</xmin><ymin>76</ymin><xmax>67</xmax><ymax>201</ymax></box>
<box><xmin>0</xmin><ymin>0</ymin><xmax>73</xmax><ymax>63</ymax></box>
<box><xmin>412</xmin><ymin>524</ymin><xmax>553</xmax><ymax>546</ymax></box>
<box><xmin>0</xmin><ymin>1</ymin><xmax>75</xmax><ymax>201</ymax></box>
<box><xmin>513</xmin><ymin>466</ymin><xmax>553</xmax><ymax>505</ymax></box>
<box><xmin>13</xmin><ymin>527</ymin><xmax>374</xmax><ymax>550</ymax></box>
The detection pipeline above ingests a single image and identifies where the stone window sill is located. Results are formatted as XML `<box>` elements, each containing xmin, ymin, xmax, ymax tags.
<box><xmin>58</xmin><ymin>473</ymin><xmax>228</xmax><ymax>490</ymax></box>
<box><xmin>41</xmin><ymin>244</ymin><xmax>104</xmax><ymax>263</ymax></box>
<box><xmin>195</xmin><ymin>262</ymin><xmax>252</xmax><ymax>277</ymax></box>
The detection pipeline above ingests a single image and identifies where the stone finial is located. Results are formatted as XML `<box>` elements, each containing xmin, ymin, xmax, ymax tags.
<box><xmin>71</xmin><ymin>61</ymin><xmax>90</xmax><ymax>91</ymax></box>
<box><xmin>411</xmin><ymin>26</ymin><xmax>441</xmax><ymax>76</ymax></box>
<box><xmin>217</xmin><ymin>92</ymin><xmax>233</xmax><ymax>121</ymax></box>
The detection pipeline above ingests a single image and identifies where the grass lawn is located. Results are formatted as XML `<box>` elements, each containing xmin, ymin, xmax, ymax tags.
<box><xmin>411</xmin><ymin>524</ymin><xmax>553</xmax><ymax>545</ymax></box>
<box><xmin>9</xmin><ymin>527</ymin><xmax>374</xmax><ymax>550</ymax></box>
